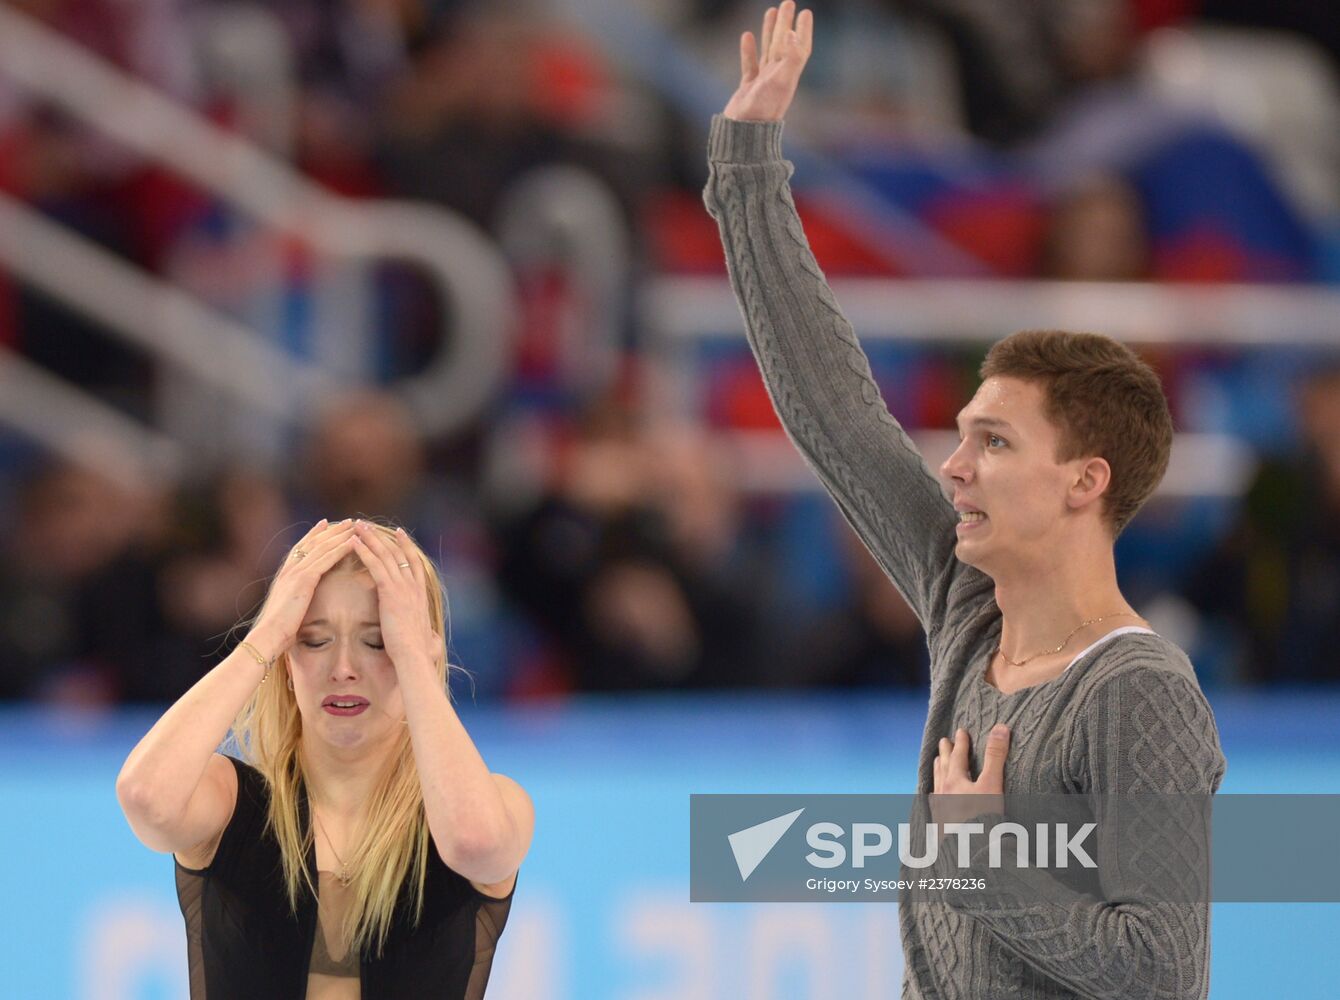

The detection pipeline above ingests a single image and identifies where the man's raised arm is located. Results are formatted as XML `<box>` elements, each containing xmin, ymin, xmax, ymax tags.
<box><xmin>702</xmin><ymin>2</ymin><xmax>970</xmax><ymax>637</ymax></box>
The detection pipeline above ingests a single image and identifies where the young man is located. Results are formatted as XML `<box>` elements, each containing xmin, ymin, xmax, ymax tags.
<box><xmin>703</xmin><ymin>4</ymin><xmax>1226</xmax><ymax>997</ymax></box>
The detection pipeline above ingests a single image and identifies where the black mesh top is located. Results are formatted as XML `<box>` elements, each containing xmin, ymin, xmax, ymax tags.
<box><xmin>174</xmin><ymin>755</ymin><xmax>513</xmax><ymax>999</ymax></box>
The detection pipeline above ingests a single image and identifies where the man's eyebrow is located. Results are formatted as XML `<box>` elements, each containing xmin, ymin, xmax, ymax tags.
<box><xmin>298</xmin><ymin>619</ymin><xmax>381</xmax><ymax>629</ymax></box>
<box><xmin>954</xmin><ymin>414</ymin><xmax>1015</xmax><ymax>432</ymax></box>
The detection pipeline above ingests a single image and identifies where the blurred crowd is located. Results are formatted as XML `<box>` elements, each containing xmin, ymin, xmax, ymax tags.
<box><xmin>0</xmin><ymin>386</ymin><xmax>934</xmax><ymax>702</ymax></box>
<box><xmin>0</xmin><ymin>0</ymin><xmax>1338</xmax><ymax>704</ymax></box>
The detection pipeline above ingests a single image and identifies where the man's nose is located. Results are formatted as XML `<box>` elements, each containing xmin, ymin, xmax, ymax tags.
<box><xmin>940</xmin><ymin>441</ymin><xmax>971</xmax><ymax>484</ymax></box>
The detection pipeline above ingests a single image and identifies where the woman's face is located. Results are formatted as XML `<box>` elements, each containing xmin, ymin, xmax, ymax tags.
<box><xmin>287</xmin><ymin>568</ymin><xmax>405</xmax><ymax>753</ymax></box>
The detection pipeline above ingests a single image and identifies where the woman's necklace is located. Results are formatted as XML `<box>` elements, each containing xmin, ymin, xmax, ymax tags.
<box><xmin>313</xmin><ymin>810</ymin><xmax>355</xmax><ymax>888</ymax></box>
<box><xmin>995</xmin><ymin>611</ymin><xmax>1142</xmax><ymax>668</ymax></box>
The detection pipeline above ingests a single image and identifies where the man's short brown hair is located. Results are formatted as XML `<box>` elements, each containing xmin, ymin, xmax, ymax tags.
<box><xmin>979</xmin><ymin>330</ymin><xmax>1173</xmax><ymax>537</ymax></box>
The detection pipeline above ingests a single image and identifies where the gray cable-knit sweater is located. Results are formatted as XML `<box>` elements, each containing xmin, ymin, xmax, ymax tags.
<box><xmin>703</xmin><ymin>114</ymin><xmax>1227</xmax><ymax>1000</ymax></box>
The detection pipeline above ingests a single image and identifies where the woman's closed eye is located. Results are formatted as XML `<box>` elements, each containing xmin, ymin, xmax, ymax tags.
<box><xmin>299</xmin><ymin>639</ymin><xmax>385</xmax><ymax>650</ymax></box>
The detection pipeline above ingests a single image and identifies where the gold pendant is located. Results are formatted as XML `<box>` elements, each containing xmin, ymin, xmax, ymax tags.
<box><xmin>338</xmin><ymin>866</ymin><xmax>352</xmax><ymax>888</ymax></box>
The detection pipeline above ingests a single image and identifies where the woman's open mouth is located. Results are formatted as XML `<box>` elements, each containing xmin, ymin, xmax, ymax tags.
<box><xmin>322</xmin><ymin>696</ymin><xmax>369</xmax><ymax>717</ymax></box>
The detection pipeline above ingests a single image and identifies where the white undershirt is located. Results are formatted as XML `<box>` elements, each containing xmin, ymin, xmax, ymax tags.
<box><xmin>1063</xmin><ymin>626</ymin><xmax>1157</xmax><ymax>672</ymax></box>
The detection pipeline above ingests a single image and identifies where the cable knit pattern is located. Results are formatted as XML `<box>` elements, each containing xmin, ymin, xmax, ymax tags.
<box><xmin>703</xmin><ymin>114</ymin><xmax>1227</xmax><ymax>1000</ymax></box>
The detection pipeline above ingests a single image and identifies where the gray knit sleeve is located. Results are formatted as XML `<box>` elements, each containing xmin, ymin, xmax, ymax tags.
<box><xmin>934</xmin><ymin>665</ymin><xmax>1226</xmax><ymax>999</ymax></box>
<box><xmin>702</xmin><ymin>114</ymin><xmax>975</xmax><ymax>642</ymax></box>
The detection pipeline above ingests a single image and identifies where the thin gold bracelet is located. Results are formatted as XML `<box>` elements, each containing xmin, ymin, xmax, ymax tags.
<box><xmin>238</xmin><ymin>640</ymin><xmax>275</xmax><ymax>682</ymax></box>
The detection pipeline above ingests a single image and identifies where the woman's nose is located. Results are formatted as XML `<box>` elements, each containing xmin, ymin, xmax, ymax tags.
<box><xmin>329</xmin><ymin>641</ymin><xmax>360</xmax><ymax>679</ymax></box>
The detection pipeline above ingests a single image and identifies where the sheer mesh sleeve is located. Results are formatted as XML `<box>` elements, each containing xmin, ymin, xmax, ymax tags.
<box><xmin>174</xmin><ymin>754</ymin><xmax>257</xmax><ymax>1000</ymax></box>
<box><xmin>175</xmin><ymin>863</ymin><xmax>208</xmax><ymax>999</ymax></box>
<box><xmin>463</xmin><ymin>878</ymin><xmax>516</xmax><ymax>1000</ymax></box>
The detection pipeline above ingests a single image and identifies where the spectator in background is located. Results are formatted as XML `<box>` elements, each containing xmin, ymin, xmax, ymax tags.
<box><xmin>894</xmin><ymin>0</ymin><xmax>1067</xmax><ymax>145</ymax></box>
<box><xmin>1180</xmin><ymin>366</ymin><xmax>1340</xmax><ymax>683</ymax></box>
<box><xmin>373</xmin><ymin>8</ymin><xmax>640</xmax><ymax>230</ymax></box>
<box><xmin>891</xmin><ymin>0</ymin><xmax>1317</xmax><ymax>281</ymax></box>
<box><xmin>494</xmin><ymin>399</ymin><xmax>768</xmax><ymax>691</ymax></box>
<box><xmin>1040</xmin><ymin>174</ymin><xmax>1150</xmax><ymax>281</ymax></box>
<box><xmin>296</xmin><ymin>387</ymin><xmax>486</xmax><ymax>554</ymax></box>
<box><xmin>1013</xmin><ymin>0</ymin><xmax>1318</xmax><ymax>281</ymax></box>
<box><xmin>296</xmin><ymin>389</ymin><xmax>510</xmax><ymax>694</ymax></box>
<box><xmin>143</xmin><ymin>467</ymin><xmax>294</xmax><ymax>701</ymax></box>
<box><xmin>0</xmin><ymin>458</ymin><xmax>164</xmax><ymax>703</ymax></box>
<box><xmin>776</xmin><ymin>518</ymin><xmax>929</xmax><ymax>688</ymax></box>
<box><xmin>895</xmin><ymin>0</ymin><xmax>1186</xmax><ymax>148</ymax></box>
<box><xmin>298</xmin><ymin>390</ymin><xmax>429</xmax><ymax>528</ymax></box>
<box><xmin>266</xmin><ymin>0</ymin><xmax>458</xmax><ymax>194</ymax></box>
<box><xmin>593</xmin><ymin>419</ymin><xmax>771</xmax><ymax>690</ymax></box>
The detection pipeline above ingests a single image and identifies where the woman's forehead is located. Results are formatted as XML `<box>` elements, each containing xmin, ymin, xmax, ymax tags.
<box><xmin>306</xmin><ymin>570</ymin><xmax>379</xmax><ymax>620</ymax></box>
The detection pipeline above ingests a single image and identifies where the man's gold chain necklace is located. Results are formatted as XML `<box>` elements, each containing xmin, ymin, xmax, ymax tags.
<box><xmin>995</xmin><ymin>611</ymin><xmax>1142</xmax><ymax>667</ymax></box>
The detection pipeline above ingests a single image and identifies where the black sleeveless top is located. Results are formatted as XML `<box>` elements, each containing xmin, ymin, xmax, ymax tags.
<box><xmin>174</xmin><ymin>755</ymin><xmax>514</xmax><ymax>999</ymax></box>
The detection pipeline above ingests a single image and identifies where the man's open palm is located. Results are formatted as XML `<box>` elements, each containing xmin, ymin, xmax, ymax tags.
<box><xmin>723</xmin><ymin>2</ymin><xmax>814</xmax><ymax>124</ymax></box>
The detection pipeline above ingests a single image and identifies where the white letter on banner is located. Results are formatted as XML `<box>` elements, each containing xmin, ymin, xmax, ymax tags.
<box><xmin>987</xmin><ymin>822</ymin><xmax>1032</xmax><ymax>868</ymax></box>
<box><xmin>899</xmin><ymin>824</ymin><xmax>937</xmax><ymax>868</ymax></box>
<box><xmin>806</xmin><ymin>822</ymin><xmax>846</xmax><ymax>868</ymax></box>
<box><xmin>851</xmin><ymin>823</ymin><xmax>893</xmax><ymax>868</ymax></box>
<box><xmin>1055</xmin><ymin>823</ymin><xmax>1098</xmax><ymax>868</ymax></box>
<box><xmin>941</xmin><ymin>823</ymin><xmax>985</xmax><ymax>868</ymax></box>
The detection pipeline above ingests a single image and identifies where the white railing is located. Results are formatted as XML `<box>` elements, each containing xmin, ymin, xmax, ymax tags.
<box><xmin>722</xmin><ymin>428</ymin><xmax>1256</xmax><ymax>500</ymax></box>
<box><xmin>647</xmin><ymin>276</ymin><xmax>1340</xmax><ymax>347</ymax></box>
<box><xmin>0</xmin><ymin>347</ymin><xmax>185</xmax><ymax>491</ymax></box>
<box><xmin>644</xmin><ymin>275</ymin><xmax>1340</xmax><ymax>500</ymax></box>
<box><xmin>0</xmin><ymin>193</ymin><xmax>332</xmax><ymax>420</ymax></box>
<box><xmin>0</xmin><ymin>3</ymin><xmax>516</xmax><ymax>468</ymax></box>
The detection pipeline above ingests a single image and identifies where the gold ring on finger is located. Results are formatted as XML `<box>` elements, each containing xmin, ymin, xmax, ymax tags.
<box><xmin>292</xmin><ymin>549</ymin><xmax>308</xmax><ymax>560</ymax></box>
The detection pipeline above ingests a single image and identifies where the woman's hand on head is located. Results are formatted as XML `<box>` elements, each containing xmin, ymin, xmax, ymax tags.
<box><xmin>247</xmin><ymin>519</ymin><xmax>358</xmax><ymax>661</ymax></box>
<box><xmin>350</xmin><ymin>521</ymin><xmax>442</xmax><ymax>672</ymax></box>
<box><xmin>722</xmin><ymin>2</ymin><xmax>814</xmax><ymax>124</ymax></box>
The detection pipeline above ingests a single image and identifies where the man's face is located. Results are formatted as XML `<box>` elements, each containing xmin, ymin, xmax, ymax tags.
<box><xmin>939</xmin><ymin>377</ymin><xmax>1082</xmax><ymax>574</ymax></box>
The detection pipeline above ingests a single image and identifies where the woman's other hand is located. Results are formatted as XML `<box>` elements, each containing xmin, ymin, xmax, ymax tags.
<box><xmin>351</xmin><ymin>521</ymin><xmax>442</xmax><ymax>672</ymax></box>
<box><xmin>246</xmin><ymin>519</ymin><xmax>358</xmax><ymax>662</ymax></box>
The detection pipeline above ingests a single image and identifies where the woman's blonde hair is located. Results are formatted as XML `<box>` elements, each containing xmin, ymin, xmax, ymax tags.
<box><xmin>230</xmin><ymin>520</ymin><xmax>448</xmax><ymax>959</ymax></box>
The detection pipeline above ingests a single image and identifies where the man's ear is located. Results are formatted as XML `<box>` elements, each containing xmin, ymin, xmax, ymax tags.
<box><xmin>1067</xmin><ymin>456</ymin><xmax>1111</xmax><ymax>512</ymax></box>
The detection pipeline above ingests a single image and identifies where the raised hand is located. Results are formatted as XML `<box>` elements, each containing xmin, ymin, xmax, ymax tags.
<box><xmin>246</xmin><ymin>519</ymin><xmax>358</xmax><ymax>661</ymax></box>
<box><xmin>350</xmin><ymin>521</ymin><xmax>442</xmax><ymax>672</ymax></box>
<box><xmin>723</xmin><ymin>1</ymin><xmax>814</xmax><ymax>124</ymax></box>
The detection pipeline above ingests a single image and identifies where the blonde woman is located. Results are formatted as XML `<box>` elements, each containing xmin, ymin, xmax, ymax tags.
<box><xmin>116</xmin><ymin>517</ymin><xmax>534</xmax><ymax>998</ymax></box>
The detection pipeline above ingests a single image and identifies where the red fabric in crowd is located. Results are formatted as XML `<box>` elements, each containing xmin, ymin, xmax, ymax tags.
<box><xmin>645</xmin><ymin>188</ymin><xmax>1047</xmax><ymax>278</ymax></box>
<box><xmin>1153</xmin><ymin>227</ymin><xmax>1303</xmax><ymax>283</ymax></box>
<box><xmin>1129</xmin><ymin>0</ymin><xmax>1201</xmax><ymax>34</ymax></box>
